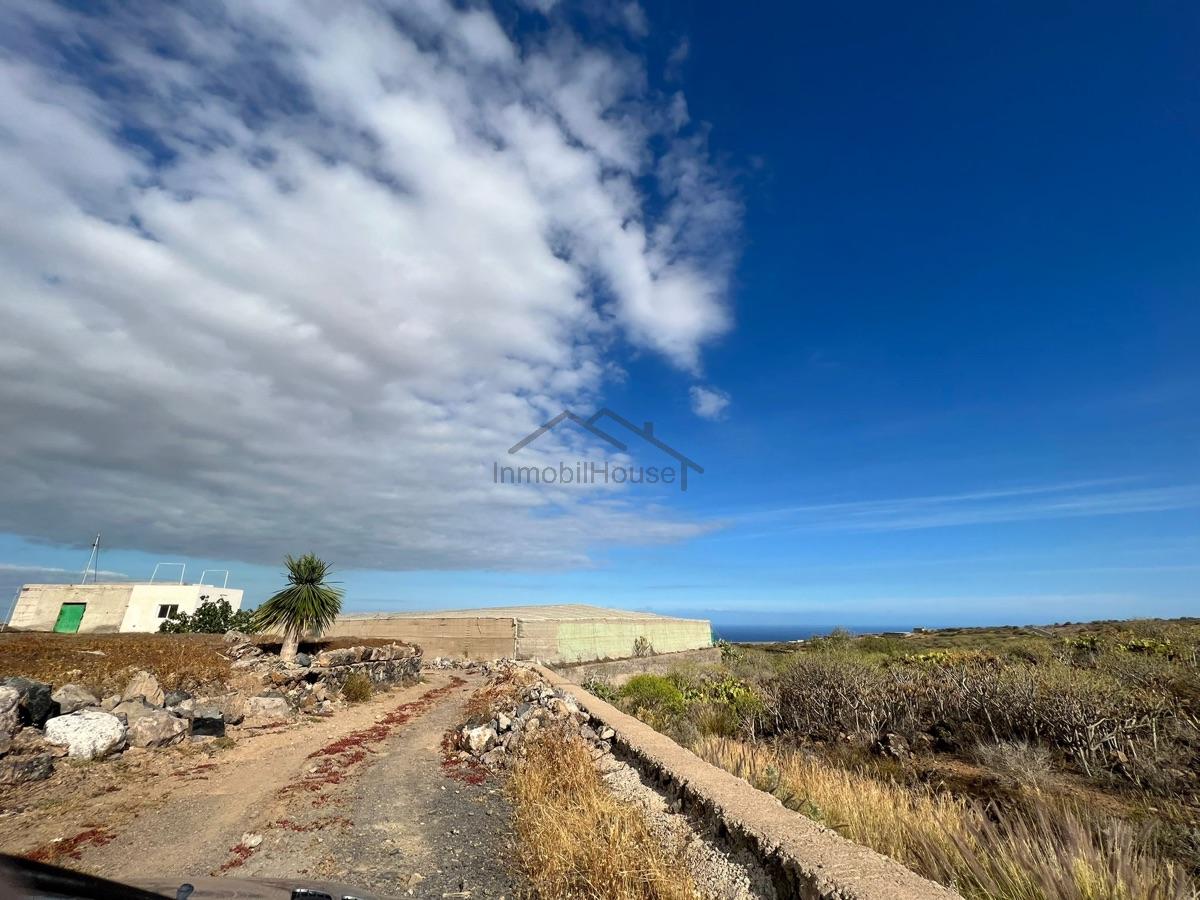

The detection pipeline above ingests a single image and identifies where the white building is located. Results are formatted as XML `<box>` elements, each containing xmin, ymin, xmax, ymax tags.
<box><xmin>7</xmin><ymin>582</ymin><xmax>245</xmax><ymax>633</ymax></box>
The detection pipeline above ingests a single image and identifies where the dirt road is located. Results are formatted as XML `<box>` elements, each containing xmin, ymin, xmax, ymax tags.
<box><xmin>1</xmin><ymin>672</ymin><xmax>516</xmax><ymax>899</ymax></box>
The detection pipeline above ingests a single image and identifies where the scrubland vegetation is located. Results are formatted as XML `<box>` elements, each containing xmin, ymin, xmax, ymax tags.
<box><xmin>507</xmin><ymin>726</ymin><xmax>696</xmax><ymax>899</ymax></box>
<box><xmin>589</xmin><ymin>618</ymin><xmax>1200</xmax><ymax>899</ymax></box>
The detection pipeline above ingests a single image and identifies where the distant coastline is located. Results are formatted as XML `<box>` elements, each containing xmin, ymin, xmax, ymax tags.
<box><xmin>711</xmin><ymin>623</ymin><xmax>904</xmax><ymax>643</ymax></box>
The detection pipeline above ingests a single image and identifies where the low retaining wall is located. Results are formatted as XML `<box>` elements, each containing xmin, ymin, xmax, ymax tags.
<box><xmin>554</xmin><ymin>646</ymin><xmax>722</xmax><ymax>686</ymax></box>
<box><xmin>310</xmin><ymin>644</ymin><xmax>423</xmax><ymax>692</ymax></box>
<box><xmin>537</xmin><ymin>665</ymin><xmax>959</xmax><ymax>900</ymax></box>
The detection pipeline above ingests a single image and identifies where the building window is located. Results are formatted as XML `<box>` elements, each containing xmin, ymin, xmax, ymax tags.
<box><xmin>157</xmin><ymin>604</ymin><xmax>179</xmax><ymax>619</ymax></box>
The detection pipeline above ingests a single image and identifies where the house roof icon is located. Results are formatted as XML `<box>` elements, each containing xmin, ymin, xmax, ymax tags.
<box><xmin>508</xmin><ymin>408</ymin><xmax>703</xmax><ymax>491</ymax></box>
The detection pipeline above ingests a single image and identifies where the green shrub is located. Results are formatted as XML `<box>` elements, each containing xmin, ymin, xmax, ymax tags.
<box><xmin>341</xmin><ymin>672</ymin><xmax>373</xmax><ymax>703</ymax></box>
<box><xmin>158</xmin><ymin>597</ymin><xmax>256</xmax><ymax>634</ymax></box>
<box><xmin>582</xmin><ymin>676</ymin><xmax>617</xmax><ymax>704</ymax></box>
<box><xmin>620</xmin><ymin>674</ymin><xmax>685</xmax><ymax>715</ymax></box>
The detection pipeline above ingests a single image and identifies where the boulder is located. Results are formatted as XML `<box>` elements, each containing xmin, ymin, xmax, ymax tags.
<box><xmin>127</xmin><ymin>709</ymin><xmax>188</xmax><ymax>748</ymax></box>
<box><xmin>168</xmin><ymin>698</ymin><xmax>196</xmax><ymax>719</ymax></box>
<box><xmin>1</xmin><ymin>677</ymin><xmax>57</xmax><ymax>727</ymax></box>
<box><xmin>0</xmin><ymin>753</ymin><xmax>53</xmax><ymax>784</ymax></box>
<box><xmin>51</xmin><ymin>684</ymin><xmax>99</xmax><ymax>716</ymax></box>
<box><xmin>479</xmin><ymin>747</ymin><xmax>506</xmax><ymax>768</ymax></box>
<box><xmin>122</xmin><ymin>671</ymin><xmax>164</xmax><ymax>707</ymax></box>
<box><xmin>44</xmin><ymin>710</ymin><xmax>126</xmax><ymax>760</ymax></box>
<box><xmin>496</xmin><ymin>712</ymin><xmax>512</xmax><ymax>732</ymax></box>
<box><xmin>0</xmin><ymin>685</ymin><xmax>20</xmax><ymax>735</ymax></box>
<box><xmin>243</xmin><ymin>694</ymin><xmax>295</xmax><ymax>722</ymax></box>
<box><xmin>197</xmin><ymin>692</ymin><xmax>245</xmax><ymax>725</ymax></box>
<box><xmin>99</xmin><ymin>694</ymin><xmax>121</xmax><ymax>711</ymax></box>
<box><xmin>163</xmin><ymin>690</ymin><xmax>192</xmax><ymax>708</ymax></box>
<box><xmin>462</xmin><ymin>724</ymin><xmax>497</xmax><ymax>755</ymax></box>
<box><xmin>190</xmin><ymin>707</ymin><xmax>226</xmax><ymax>737</ymax></box>
<box><xmin>111</xmin><ymin>699</ymin><xmax>156</xmax><ymax>724</ymax></box>
<box><xmin>294</xmin><ymin>652</ymin><xmax>312</xmax><ymax>668</ymax></box>
<box><xmin>223</xmin><ymin>630</ymin><xmax>251</xmax><ymax>644</ymax></box>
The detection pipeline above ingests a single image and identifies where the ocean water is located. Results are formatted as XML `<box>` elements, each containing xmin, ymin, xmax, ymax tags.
<box><xmin>711</xmin><ymin>623</ymin><xmax>905</xmax><ymax>643</ymax></box>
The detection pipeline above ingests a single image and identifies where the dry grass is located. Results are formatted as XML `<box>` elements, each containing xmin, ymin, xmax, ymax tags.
<box><xmin>0</xmin><ymin>632</ymin><xmax>231</xmax><ymax>693</ymax></box>
<box><xmin>507</xmin><ymin>727</ymin><xmax>697</xmax><ymax>900</ymax></box>
<box><xmin>696</xmin><ymin>736</ymin><xmax>1195</xmax><ymax>900</ymax></box>
<box><xmin>340</xmin><ymin>672</ymin><xmax>373</xmax><ymax>703</ymax></box>
<box><xmin>973</xmin><ymin>740</ymin><xmax>1055</xmax><ymax>792</ymax></box>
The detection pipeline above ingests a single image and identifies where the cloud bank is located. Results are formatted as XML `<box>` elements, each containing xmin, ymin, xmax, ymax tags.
<box><xmin>0</xmin><ymin>1</ymin><xmax>738</xmax><ymax>569</ymax></box>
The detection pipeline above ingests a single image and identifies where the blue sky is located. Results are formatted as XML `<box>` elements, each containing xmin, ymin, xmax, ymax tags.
<box><xmin>0</xmin><ymin>1</ymin><xmax>1196</xmax><ymax>630</ymax></box>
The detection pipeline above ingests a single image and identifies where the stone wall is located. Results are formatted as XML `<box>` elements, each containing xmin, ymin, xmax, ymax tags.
<box><xmin>310</xmin><ymin>644</ymin><xmax>423</xmax><ymax>692</ymax></box>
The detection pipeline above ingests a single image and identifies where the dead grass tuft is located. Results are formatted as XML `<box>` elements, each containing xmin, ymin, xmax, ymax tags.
<box><xmin>0</xmin><ymin>632</ymin><xmax>230</xmax><ymax>693</ymax></box>
<box><xmin>508</xmin><ymin>727</ymin><xmax>697</xmax><ymax>900</ymax></box>
<box><xmin>696</xmin><ymin>736</ymin><xmax>1195</xmax><ymax>900</ymax></box>
<box><xmin>340</xmin><ymin>672</ymin><xmax>374</xmax><ymax>703</ymax></box>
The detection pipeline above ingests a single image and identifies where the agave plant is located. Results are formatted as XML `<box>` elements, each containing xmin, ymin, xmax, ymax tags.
<box><xmin>253</xmin><ymin>553</ymin><xmax>344</xmax><ymax>662</ymax></box>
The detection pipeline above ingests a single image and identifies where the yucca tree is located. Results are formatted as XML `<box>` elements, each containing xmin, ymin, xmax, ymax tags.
<box><xmin>254</xmin><ymin>553</ymin><xmax>344</xmax><ymax>662</ymax></box>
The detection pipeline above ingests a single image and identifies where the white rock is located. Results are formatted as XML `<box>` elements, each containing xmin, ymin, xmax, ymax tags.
<box><xmin>496</xmin><ymin>713</ymin><xmax>512</xmax><ymax>732</ymax></box>
<box><xmin>463</xmin><ymin>724</ymin><xmax>497</xmax><ymax>754</ymax></box>
<box><xmin>44</xmin><ymin>710</ymin><xmax>126</xmax><ymax>760</ymax></box>
<box><xmin>598</xmin><ymin>726</ymin><xmax>615</xmax><ymax>741</ymax></box>
<box><xmin>241</xmin><ymin>832</ymin><xmax>263</xmax><ymax>848</ymax></box>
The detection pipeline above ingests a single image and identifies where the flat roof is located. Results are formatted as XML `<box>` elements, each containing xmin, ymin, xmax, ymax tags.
<box><xmin>20</xmin><ymin>582</ymin><xmax>240</xmax><ymax>589</ymax></box>
<box><xmin>335</xmin><ymin>604</ymin><xmax>707</xmax><ymax>623</ymax></box>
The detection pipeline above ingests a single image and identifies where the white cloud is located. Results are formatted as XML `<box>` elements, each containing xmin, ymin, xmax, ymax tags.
<box><xmin>689</xmin><ymin>385</ymin><xmax>731</xmax><ymax>420</ymax></box>
<box><xmin>0</xmin><ymin>1</ymin><xmax>736</xmax><ymax>570</ymax></box>
<box><xmin>741</xmin><ymin>480</ymin><xmax>1200</xmax><ymax>533</ymax></box>
<box><xmin>666</xmin><ymin>37</ymin><xmax>690</xmax><ymax>82</ymax></box>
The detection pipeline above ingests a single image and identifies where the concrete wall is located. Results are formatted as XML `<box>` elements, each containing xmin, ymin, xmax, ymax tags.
<box><xmin>121</xmin><ymin>585</ymin><xmax>244</xmax><ymax>633</ymax></box>
<box><xmin>324</xmin><ymin>606</ymin><xmax>712</xmax><ymax>664</ymax></box>
<box><xmin>7</xmin><ymin>583</ymin><xmax>244</xmax><ymax>633</ymax></box>
<box><xmin>8</xmin><ymin>584</ymin><xmax>134</xmax><ymax>632</ymax></box>
<box><xmin>324</xmin><ymin>615</ymin><xmax>518</xmax><ymax>660</ymax></box>
<box><xmin>554</xmin><ymin>646</ymin><xmax>723</xmax><ymax>686</ymax></box>
<box><xmin>515</xmin><ymin>617</ymin><xmax>713</xmax><ymax>664</ymax></box>
<box><xmin>538</xmin><ymin>665</ymin><xmax>960</xmax><ymax>900</ymax></box>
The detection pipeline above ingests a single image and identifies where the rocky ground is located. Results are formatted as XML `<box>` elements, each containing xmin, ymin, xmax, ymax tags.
<box><xmin>1</xmin><ymin>672</ymin><xmax>516</xmax><ymax>899</ymax></box>
<box><xmin>4</xmin><ymin>656</ymin><xmax>776</xmax><ymax>900</ymax></box>
<box><xmin>452</xmin><ymin>664</ymin><xmax>775</xmax><ymax>900</ymax></box>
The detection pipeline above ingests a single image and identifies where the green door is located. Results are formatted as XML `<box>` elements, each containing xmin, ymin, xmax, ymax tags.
<box><xmin>53</xmin><ymin>603</ymin><xmax>86</xmax><ymax>633</ymax></box>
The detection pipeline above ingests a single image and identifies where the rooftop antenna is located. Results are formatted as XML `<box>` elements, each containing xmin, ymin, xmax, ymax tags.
<box><xmin>79</xmin><ymin>532</ymin><xmax>100</xmax><ymax>585</ymax></box>
<box><xmin>1</xmin><ymin>586</ymin><xmax>19</xmax><ymax>632</ymax></box>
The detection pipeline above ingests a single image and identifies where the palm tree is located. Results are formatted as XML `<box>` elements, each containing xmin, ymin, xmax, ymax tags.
<box><xmin>254</xmin><ymin>553</ymin><xmax>344</xmax><ymax>662</ymax></box>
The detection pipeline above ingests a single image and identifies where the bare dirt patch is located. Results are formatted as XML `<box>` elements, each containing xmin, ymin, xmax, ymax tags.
<box><xmin>0</xmin><ymin>675</ymin><xmax>457</xmax><ymax>880</ymax></box>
